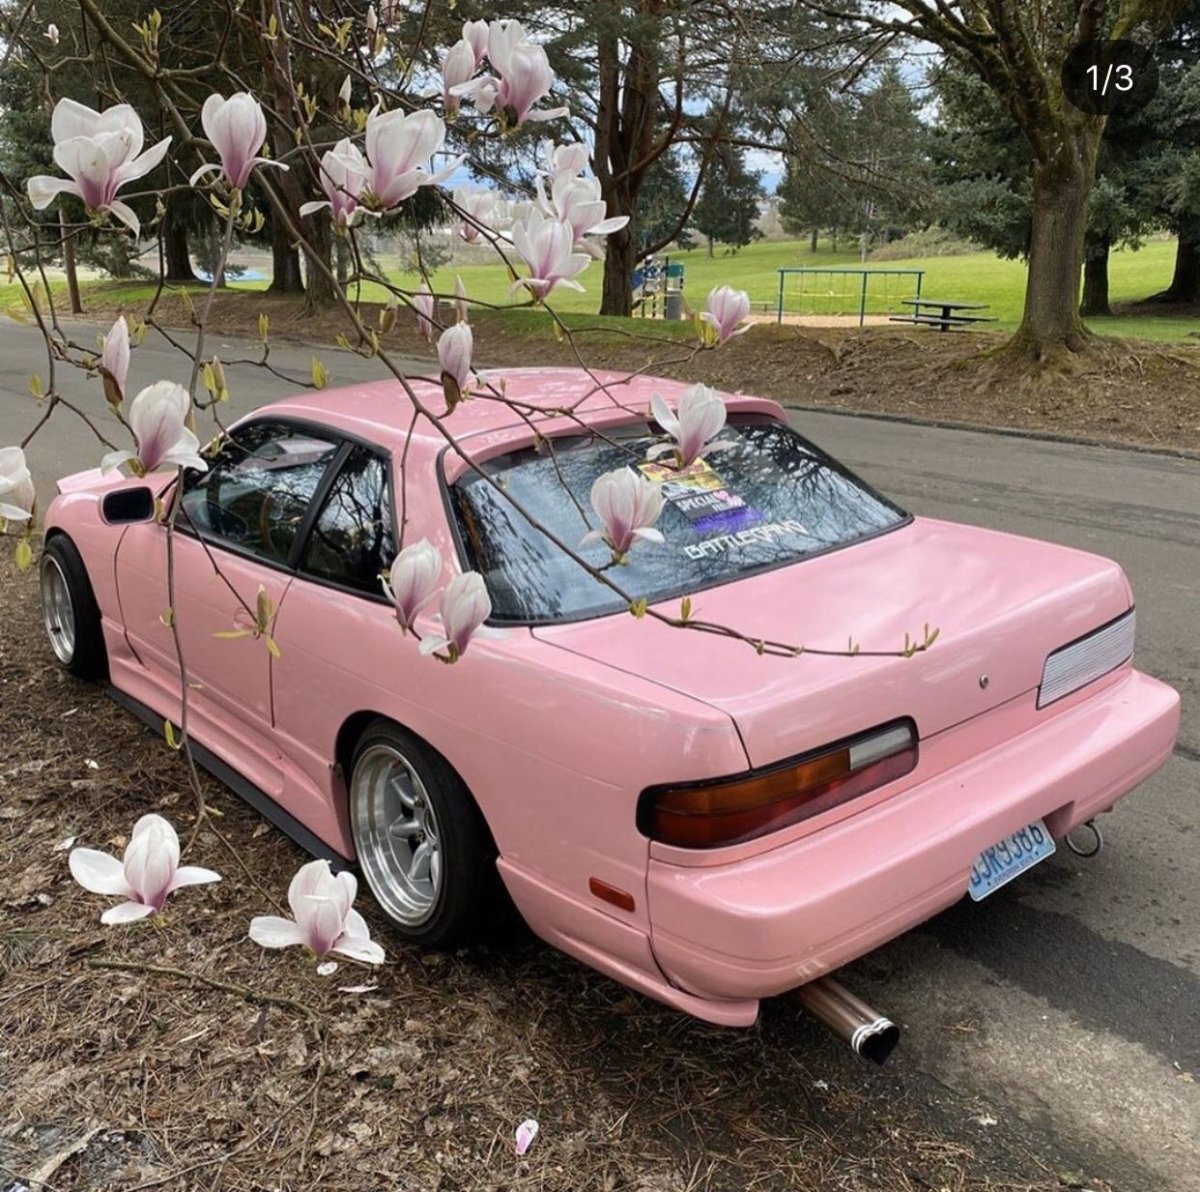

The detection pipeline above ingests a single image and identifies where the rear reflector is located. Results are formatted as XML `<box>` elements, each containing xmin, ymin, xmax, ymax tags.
<box><xmin>1038</xmin><ymin>610</ymin><xmax>1135</xmax><ymax>708</ymax></box>
<box><xmin>638</xmin><ymin>720</ymin><xmax>917</xmax><ymax>850</ymax></box>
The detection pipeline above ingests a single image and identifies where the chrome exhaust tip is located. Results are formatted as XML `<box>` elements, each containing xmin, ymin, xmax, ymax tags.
<box><xmin>793</xmin><ymin>975</ymin><xmax>900</xmax><ymax>1066</ymax></box>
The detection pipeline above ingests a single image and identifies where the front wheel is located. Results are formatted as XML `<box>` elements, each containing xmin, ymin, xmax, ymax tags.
<box><xmin>40</xmin><ymin>536</ymin><xmax>107</xmax><ymax>680</ymax></box>
<box><xmin>349</xmin><ymin>720</ymin><xmax>495</xmax><ymax>948</ymax></box>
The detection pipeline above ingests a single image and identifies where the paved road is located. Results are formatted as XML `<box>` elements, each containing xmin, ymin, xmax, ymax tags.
<box><xmin>3</xmin><ymin>318</ymin><xmax>1198</xmax><ymax>1188</ymax></box>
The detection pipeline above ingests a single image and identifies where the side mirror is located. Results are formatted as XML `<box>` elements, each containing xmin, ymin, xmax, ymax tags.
<box><xmin>101</xmin><ymin>486</ymin><xmax>156</xmax><ymax>525</ymax></box>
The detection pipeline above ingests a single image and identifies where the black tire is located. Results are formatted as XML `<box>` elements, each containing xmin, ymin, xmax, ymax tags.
<box><xmin>40</xmin><ymin>535</ymin><xmax>108</xmax><ymax>681</ymax></box>
<box><xmin>348</xmin><ymin>718</ymin><xmax>496</xmax><ymax>948</ymax></box>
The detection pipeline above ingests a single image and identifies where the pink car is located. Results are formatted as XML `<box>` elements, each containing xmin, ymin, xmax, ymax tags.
<box><xmin>41</xmin><ymin>369</ymin><xmax>1180</xmax><ymax>1034</ymax></box>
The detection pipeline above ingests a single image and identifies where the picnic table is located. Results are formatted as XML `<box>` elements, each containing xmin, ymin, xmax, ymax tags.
<box><xmin>889</xmin><ymin>297</ymin><xmax>997</xmax><ymax>332</ymax></box>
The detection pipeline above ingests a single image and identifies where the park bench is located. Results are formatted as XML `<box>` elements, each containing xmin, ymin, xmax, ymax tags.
<box><xmin>889</xmin><ymin>297</ymin><xmax>997</xmax><ymax>332</ymax></box>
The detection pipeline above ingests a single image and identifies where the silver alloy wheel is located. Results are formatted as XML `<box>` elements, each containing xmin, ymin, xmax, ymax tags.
<box><xmin>351</xmin><ymin>743</ymin><xmax>443</xmax><ymax>926</ymax></box>
<box><xmin>40</xmin><ymin>555</ymin><xmax>76</xmax><ymax>665</ymax></box>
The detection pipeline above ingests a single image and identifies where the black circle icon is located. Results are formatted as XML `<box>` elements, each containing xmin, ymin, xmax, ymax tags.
<box><xmin>1062</xmin><ymin>39</ymin><xmax>1159</xmax><ymax>118</ymax></box>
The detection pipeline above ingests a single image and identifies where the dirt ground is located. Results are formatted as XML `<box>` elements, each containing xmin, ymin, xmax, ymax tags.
<box><xmin>0</xmin><ymin>553</ymin><xmax>1118</xmax><ymax>1192</ymax></box>
<box><xmin>86</xmin><ymin>287</ymin><xmax>1200</xmax><ymax>454</ymax></box>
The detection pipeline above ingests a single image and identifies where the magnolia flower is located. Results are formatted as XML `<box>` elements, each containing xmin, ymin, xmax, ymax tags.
<box><xmin>543</xmin><ymin>140</ymin><xmax>589</xmax><ymax>179</ymax></box>
<box><xmin>649</xmin><ymin>383</ymin><xmax>732</xmax><ymax>468</ymax></box>
<box><xmin>700</xmin><ymin>285</ymin><xmax>751</xmax><ymax>346</ymax></box>
<box><xmin>453</xmin><ymin>184</ymin><xmax>495</xmax><ymax>243</ymax></box>
<box><xmin>45</xmin><ymin>23</ymin><xmax>60</xmax><ymax>45</ymax></box>
<box><xmin>413</xmin><ymin>280</ymin><xmax>435</xmax><ymax>342</ymax></box>
<box><xmin>419</xmin><ymin>571</ymin><xmax>498</xmax><ymax>661</ymax></box>
<box><xmin>100</xmin><ymin>315</ymin><xmax>130</xmax><ymax>406</ymax></box>
<box><xmin>454</xmin><ymin>275</ymin><xmax>469</xmax><ymax>323</ymax></box>
<box><xmin>515</xmin><ymin>1119</ymin><xmax>539</xmax><ymax>1157</ymax></box>
<box><xmin>27</xmin><ymin>98</ymin><xmax>171</xmax><ymax>238</ymax></box>
<box><xmin>437</xmin><ymin>322</ymin><xmax>475</xmax><ymax>408</ymax></box>
<box><xmin>454</xmin><ymin>21</ymin><xmax>568</xmax><ymax>128</ymax></box>
<box><xmin>300</xmin><ymin>138</ymin><xmax>368</xmax><ymax>229</ymax></box>
<box><xmin>68</xmin><ymin>813</ymin><xmax>220</xmax><ymax>924</ymax></box>
<box><xmin>338</xmin><ymin>75</ymin><xmax>353</xmax><ymax>110</ymax></box>
<box><xmin>582</xmin><ymin>468</ymin><xmax>665</xmax><ymax>561</ymax></box>
<box><xmin>381</xmin><ymin>538</ymin><xmax>442</xmax><ymax>632</ymax></box>
<box><xmin>538</xmin><ymin>172</ymin><xmax>627</xmax><ymax>257</ymax></box>
<box><xmin>249</xmin><ymin>859</ymin><xmax>385</xmax><ymax>964</ymax></box>
<box><xmin>0</xmin><ymin>447</ymin><xmax>36</xmax><ymax>524</ymax></box>
<box><xmin>442</xmin><ymin>39</ymin><xmax>476</xmax><ymax>116</ymax></box>
<box><xmin>101</xmin><ymin>380</ymin><xmax>207</xmax><ymax>475</ymax></box>
<box><xmin>363</xmin><ymin>107</ymin><xmax>460</xmax><ymax>211</ymax></box>
<box><xmin>510</xmin><ymin>210</ymin><xmax>590</xmax><ymax>300</ymax></box>
<box><xmin>366</xmin><ymin>5</ymin><xmax>378</xmax><ymax>33</ymax></box>
<box><xmin>462</xmin><ymin>19</ymin><xmax>489</xmax><ymax>65</ymax></box>
<box><xmin>190</xmin><ymin>92</ymin><xmax>286</xmax><ymax>191</ymax></box>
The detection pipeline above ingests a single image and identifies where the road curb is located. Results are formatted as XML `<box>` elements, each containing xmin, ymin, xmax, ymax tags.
<box><xmin>779</xmin><ymin>400</ymin><xmax>1200</xmax><ymax>462</ymax></box>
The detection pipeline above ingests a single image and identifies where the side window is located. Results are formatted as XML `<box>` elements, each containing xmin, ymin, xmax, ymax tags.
<box><xmin>178</xmin><ymin>422</ymin><xmax>339</xmax><ymax>564</ymax></box>
<box><xmin>299</xmin><ymin>446</ymin><xmax>395</xmax><ymax>595</ymax></box>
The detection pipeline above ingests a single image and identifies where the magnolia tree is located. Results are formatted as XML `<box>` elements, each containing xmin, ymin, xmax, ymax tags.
<box><xmin>0</xmin><ymin>6</ymin><xmax>935</xmax><ymax>984</ymax></box>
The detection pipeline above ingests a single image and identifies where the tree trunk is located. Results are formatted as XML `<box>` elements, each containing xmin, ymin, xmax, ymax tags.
<box><xmin>1008</xmin><ymin>122</ymin><xmax>1101</xmax><ymax>360</ymax></box>
<box><xmin>1079</xmin><ymin>233</ymin><xmax>1112</xmax><ymax>317</ymax></box>
<box><xmin>601</xmin><ymin>227</ymin><xmax>638</xmax><ymax>318</ymax></box>
<box><xmin>1148</xmin><ymin>230</ymin><xmax>1200</xmax><ymax>304</ymax></box>
<box><xmin>206</xmin><ymin>219</ymin><xmax>225</xmax><ymax>287</ymax></box>
<box><xmin>707</xmin><ymin>236</ymin><xmax>714</xmax><ymax>257</ymax></box>
<box><xmin>335</xmin><ymin>235</ymin><xmax>351</xmax><ymax>285</ymax></box>
<box><xmin>810</xmin><ymin>227</ymin><xmax>819</xmax><ymax>253</ymax></box>
<box><xmin>303</xmin><ymin>212</ymin><xmax>337</xmax><ymax>309</ymax></box>
<box><xmin>831</xmin><ymin>227</ymin><xmax>838</xmax><ymax>252</ymax></box>
<box><xmin>163</xmin><ymin>207</ymin><xmax>196</xmax><ymax>282</ymax></box>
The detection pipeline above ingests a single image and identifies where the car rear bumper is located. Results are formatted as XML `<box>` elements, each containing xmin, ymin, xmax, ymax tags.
<box><xmin>647</xmin><ymin>668</ymin><xmax>1181</xmax><ymax>1004</ymax></box>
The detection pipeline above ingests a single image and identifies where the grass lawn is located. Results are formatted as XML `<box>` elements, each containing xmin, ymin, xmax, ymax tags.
<box><xmin>4</xmin><ymin>235</ymin><xmax>1195</xmax><ymax>343</ymax></box>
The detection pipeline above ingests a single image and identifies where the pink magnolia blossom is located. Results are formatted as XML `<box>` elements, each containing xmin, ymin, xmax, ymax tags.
<box><xmin>45</xmin><ymin>23</ymin><xmax>60</xmax><ymax>45</ymax></box>
<box><xmin>437</xmin><ymin>322</ymin><xmax>475</xmax><ymax>407</ymax></box>
<box><xmin>100</xmin><ymin>315</ymin><xmax>130</xmax><ymax>405</ymax></box>
<box><xmin>649</xmin><ymin>383</ymin><xmax>733</xmax><ymax>468</ymax></box>
<box><xmin>510</xmin><ymin>210</ymin><xmax>590</xmax><ymax>300</ymax></box>
<box><xmin>581</xmin><ymin>468</ymin><xmax>665</xmax><ymax>560</ymax></box>
<box><xmin>542</xmin><ymin>139</ymin><xmax>589</xmax><ymax>179</ymax></box>
<box><xmin>191</xmin><ymin>93</ymin><xmax>286</xmax><ymax>191</ymax></box>
<box><xmin>515</xmin><ymin>1119</ymin><xmax>539</xmax><ymax>1156</ymax></box>
<box><xmin>454</xmin><ymin>274</ymin><xmax>469</xmax><ymax>323</ymax></box>
<box><xmin>363</xmin><ymin>107</ymin><xmax>461</xmax><ymax>211</ymax></box>
<box><xmin>419</xmin><ymin>571</ymin><xmax>498</xmax><ymax>661</ymax></box>
<box><xmin>700</xmin><ymin>285</ymin><xmax>751</xmax><ymax>346</ymax></box>
<box><xmin>27</xmin><ymin>98</ymin><xmax>171</xmax><ymax>239</ymax></box>
<box><xmin>300</xmin><ymin>139</ymin><xmax>368</xmax><ymax>229</ymax></box>
<box><xmin>453</xmin><ymin>185</ymin><xmax>495</xmax><ymax>243</ymax></box>
<box><xmin>462</xmin><ymin>19</ymin><xmax>489</xmax><ymax>65</ymax></box>
<box><xmin>0</xmin><ymin>447</ymin><xmax>36</xmax><ymax>524</ymax></box>
<box><xmin>538</xmin><ymin>173</ymin><xmax>628</xmax><ymax>258</ymax></box>
<box><xmin>249</xmin><ymin>859</ymin><xmax>385</xmax><ymax>964</ymax></box>
<box><xmin>442</xmin><ymin>39</ymin><xmax>476</xmax><ymax>116</ymax></box>
<box><xmin>452</xmin><ymin>21</ymin><xmax>568</xmax><ymax>129</ymax></box>
<box><xmin>68</xmin><ymin>813</ymin><xmax>220</xmax><ymax>924</ymax></box>
<box><xmin>101</xmin><ymin>380</ymin><xmax>207</xmax><ymax>476</ymax></box>
<box><xmin>413</xmin><ymin>280</ymin><xmax>435</xmax><ymax>342</ymax></box>
<box><xmin>381</xmin><ymin>538</ymin><xmax>442</xmax><ymax>632</ymax></box>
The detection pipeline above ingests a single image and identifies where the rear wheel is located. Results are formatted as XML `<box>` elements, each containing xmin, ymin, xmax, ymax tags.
<box><xmin>40</xmin><ymin>536</ymin><xmax>107</xmax><ymax>680</ymax></box>
<box><xmin>349</xmin><ymin>720</ymin><xmax>495</xmax><ymax>948</ymax></box>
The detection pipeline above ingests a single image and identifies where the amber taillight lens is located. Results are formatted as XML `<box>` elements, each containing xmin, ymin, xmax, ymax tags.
<box><xmin>638</xmin><ymin>721</ymin><xmax>917</xmax><ymax>849</ymax></box>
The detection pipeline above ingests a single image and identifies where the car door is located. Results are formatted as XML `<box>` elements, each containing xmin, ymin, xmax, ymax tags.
<box><xmin>114</xmin><ymin>419</ymin><xmax>343</xmax><ymax>769</ymax></box>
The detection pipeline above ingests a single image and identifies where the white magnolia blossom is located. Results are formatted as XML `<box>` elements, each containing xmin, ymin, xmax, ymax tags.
<box><xmin>419</xmin><ymin>571</ymin><xmax>500</xmax><ymax>661</ymax></box>
<box><xmin>510</xmin><ymin>209</ymin><xmax>590</xmax><ymax>300</ymax></box>
<box><xmin>363</xmin><ymin>107</ymin><xmax>461</xmax><ymax>210</ymax></box>
<box><xmin>441</xmin><ymin>39</ymin><xmax>476</xmax><ymax>115</ymax></box>
<box><xmin>462</xmin><ymin>19</ymin><xmax>489</xmax><ymax>65</ymax></box>
<box><xmin>454</xmin><ymin>274</ymin><xmax>469</xmax><ymax>323</ymax></box>
<box><xmin>249</xmin><ymin>859</ymin><xmax>385</xmax><ymax>964</ymax></box>
<box><xmin>300</xmin><ymin>138</ymin><xmax>369</xmax><ymax>229</ymax></box>
<box><xmin>68</xmin><ymin>813</ymin><xmax>220</xmax><ymax>924</ymax></box>
<box><xmin>413</xmin><ymin>280</ymin><xmax>436</xmax><ymax>342</ymax></box>
<box><xmin>101</xmin><ymin>381</ymin><xmax>207</xmax><ymax>476</ymax></box>
<box><xmin>27</xmin><ymin>98</ymin><xmax>171</xmax><ymax>238</ymax></box>
<box><xmin>537</xmin><ymin>172</ymin><xmax>628</xmax><ymax>258</ymax></box>
<box><xmin>450</xmin><ymin>19</ymin><xmax>568</xmax><ymax>129</ymax></box>
<box><xmin>700</xmin><ymin>285</ymin><xmax>752</xmax><ymax>346</ymax></box>
<box><xmin>190</xmin><ymin>92</ymin><xmax>286</xmax><ymax>191</ymax></box>
<box><xmin>100</xmin><ymin>315</ymin><xmax>130</xmax><ymax>405</ymax></box>
<box><xmin>45</xmin><ymin>23</ymin><xmax>60</xmax><ymax>45</ymax></box>
<box><xmin>382</xmin><ymin>538</ymin><xmax>443</xmax><ymax>632</ymax></box>
<box><xmin>452</xmin><ymin>184</ymin><xmax>495</xmax><ymax>243</ymax></box>
<box><xmin>582</xmin><ymin>468</ymin><xmax>665</xmax><ymax>561</ymax></box>
<box><xmin>437</xmin><ymin>322</ymin><xmax>476</xmax><ymax>406</ymax></box>
<box><xmin>0</xmin><ymin>446</ymin><xmax>36</xmax><ymax>524</ymax></box>
<box><xmin>648</xmin><ymin>383</ymin><xmax>734</xmax><ymax>468</ymax></box>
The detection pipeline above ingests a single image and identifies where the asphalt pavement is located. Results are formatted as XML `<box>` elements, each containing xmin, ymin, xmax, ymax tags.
<box><xmin>2</xmin><ymin>316</ymin><xmax>1197</xmax><ymax>1188</ymax></box>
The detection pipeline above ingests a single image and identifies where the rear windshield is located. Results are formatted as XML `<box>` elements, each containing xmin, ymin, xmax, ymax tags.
<box><xmin>449</xmin><ymin>414</ymin><xmax>908</xmax><ymax>623</ymax></box>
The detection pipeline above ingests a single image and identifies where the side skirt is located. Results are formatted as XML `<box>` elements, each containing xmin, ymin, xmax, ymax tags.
<box><xmin>107</xmin><ymin>686</ymin><xmax>354</xmax><ymax>873</ymax></box>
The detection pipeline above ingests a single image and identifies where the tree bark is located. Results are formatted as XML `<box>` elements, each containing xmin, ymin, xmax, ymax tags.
<box><xmin>1080</xmin><ymin>233</ymin><xmax>1112</xmax><ymax>317</ymax></box>
<box><xmin>163</xmin><ymin>207</ymin><xmax>196</xmax><ymax>283</ymax></box>
<box><xmin>810</xmin><ymin>227</ymin><xmax>819</xmax><ymax>253</ymax></box>
<box><xmin>601</xmin><ymin>227</ymin><xmax>638</xmax><ymax>319</ymax></box>
<box><xmin>1008</xmin><ymin>122</ymin><xmax>1101</xmax><ymax>359</ymax></box>
<box><xmin>1148</xmin><ymin>230</ymin><xmax>1200</xmax><ymax>304</ymax></box>
<box><xmin>302</xmin><ymin>211</ymin><xmax>337</xmax><ymax>309</ymax></box>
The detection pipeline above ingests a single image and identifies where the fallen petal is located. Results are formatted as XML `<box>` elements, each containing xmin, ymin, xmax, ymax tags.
<box><xmin>317</xmin><ymin>960</ymin><xmax>339</xmax><ymax>976</ymax></box>
<box><xmin>101</xmin><ymin>901</ymin><xmax>157</xmax><ymax>925</ymax></box>
<box><xmin>515</xmin><ymin>1118</ymin><xmax>539</xmax><ymax>1156</ymax></box>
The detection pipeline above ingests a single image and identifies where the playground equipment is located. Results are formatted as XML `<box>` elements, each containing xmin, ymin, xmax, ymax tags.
<box><xmin>634</xmin><ymin>257</ymin><xmax>686</xmax><ymax>319</ymax></box>
<box><xmin>775</xmin><ymin>267</ymin><xmax>925</xmax><ymax>327</ymax></box>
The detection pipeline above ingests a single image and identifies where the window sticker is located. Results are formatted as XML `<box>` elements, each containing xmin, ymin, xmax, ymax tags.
<box><xmin>683</xmin><ymin>519</ymin><xmax>811</xmax><ymax>560</ymax></box>
<box><xmin>638</xmin><ymin>458</ymin><xmax>759</xmax><ymax>529</ymax></box>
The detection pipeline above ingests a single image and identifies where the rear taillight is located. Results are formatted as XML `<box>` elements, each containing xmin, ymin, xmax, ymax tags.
<box><xmin>638</xmin><ymin>721</ymin><xmax>917</xmax><ymax>849</ymax></box>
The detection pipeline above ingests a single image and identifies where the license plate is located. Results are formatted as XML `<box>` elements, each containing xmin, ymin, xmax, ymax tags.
<box><xmin>968</xmin><ymin>820</ymin><xmax>1055</xmax><ymax>901</ymax></box>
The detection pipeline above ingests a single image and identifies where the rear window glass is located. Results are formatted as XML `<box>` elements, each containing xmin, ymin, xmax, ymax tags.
<box><xmin>449</xmin><ymin>415</ymin><xmax>908</xmax><ymax>623</ymax></box>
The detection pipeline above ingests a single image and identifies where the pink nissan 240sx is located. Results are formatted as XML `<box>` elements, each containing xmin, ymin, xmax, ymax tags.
<box><xmin>40</xmin><ymin>369</ymin><xmax>1181</xmax><ymax>1055</ymax></box>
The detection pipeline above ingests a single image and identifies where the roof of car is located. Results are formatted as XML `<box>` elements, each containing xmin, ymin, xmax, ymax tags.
<box><xmin>255</xmin><ymin>367</ymin><xmax>742</xmax><ymax>457</ymax></box>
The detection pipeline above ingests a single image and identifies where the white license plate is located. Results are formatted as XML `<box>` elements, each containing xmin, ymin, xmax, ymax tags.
<box><xmin>968</xmin><ymin>820</ymin><xmax>1055</xmax><ymax>901</ymax></box>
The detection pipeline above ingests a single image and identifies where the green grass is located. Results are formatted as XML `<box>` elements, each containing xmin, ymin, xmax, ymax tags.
<box><xmin>5</xmin><ymin>236</ymin><xmax>1196</xmax><ymax>344</ymax></box>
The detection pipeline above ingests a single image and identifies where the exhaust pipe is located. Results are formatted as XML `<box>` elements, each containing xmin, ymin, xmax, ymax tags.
<box><xmin>793</xmin><ymin>976</ymin><xmax>900</xmax><ymax>1066</ymax></box>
